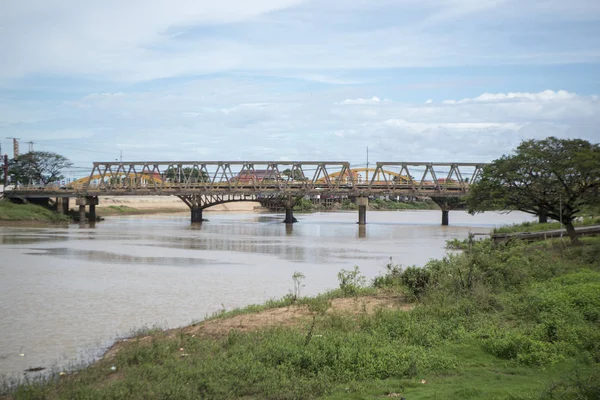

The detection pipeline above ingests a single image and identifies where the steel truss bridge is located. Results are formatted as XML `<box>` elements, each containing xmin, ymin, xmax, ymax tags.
<box><xmin>5</xmin><ymin>161</ymin><xmax>487</xmax><ymax>225</ymax></box>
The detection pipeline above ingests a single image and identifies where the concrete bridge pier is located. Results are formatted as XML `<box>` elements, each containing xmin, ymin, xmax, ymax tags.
<box><xmin>88</xmin><ymin>202</ymin><xmax>96</xmax><ymax>222</ymax></box>
<box><xmin>431</xmin><ymin>197</ymin><xmax>464</xmax><ymax>226</ymax></box>
<box><xmin>79</xmin><ymin>204</ymin><xmax>85</xmax><ymax>223</ymax></box>
<box><xmin>62</xmin><ymin>197</ymin><xmax>69</xmax><ymax>214</ymax></box>
<box><xmin>442</xmin><ymin>209</ymin><xmax>449</xmax><ymax>226</ymax></box>
<box><xmin>357</xmin><ymin>197</ymin><xmax>368</xmax><ymax>225</ymax></box>
<box><xmin>55</xmin><ymin>197</ymin><xmax>70</xmax><ymax>214</ymax></box>
<box><xmin>76</xmin><ymin>196</ymin><xmax>98</xmax><ymax>223</ymax></box>
<box><xmin>191</xmin><ymin>207</ymin><xmax>203</xmax><ymax>223</ymax></box>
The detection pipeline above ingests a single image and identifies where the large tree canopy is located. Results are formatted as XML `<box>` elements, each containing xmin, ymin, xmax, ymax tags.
<box><xmin>467</xmin><ymin>137</ymin><xmax>600</xmax><ymax>243</ymax></box>
<box><xmin>8</xmin><ymin>151</ymin><xmax>73</xmax><ymax>185</ymax></box>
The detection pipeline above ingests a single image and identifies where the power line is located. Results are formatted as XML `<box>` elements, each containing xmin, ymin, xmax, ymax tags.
<box><xmin>35</xmin><ymin>143</ymin><xmax>117</xmax><ymax>156</ymax></box>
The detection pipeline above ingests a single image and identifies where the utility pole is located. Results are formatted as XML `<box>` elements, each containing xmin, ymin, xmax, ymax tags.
<box><xmin>366</xmin><ymin>146</ymin><xmax>369</xmax><ymax>183</ymax></box>
<box><xmin>2</xmin><ymin>155</ymin><xmax>7</xmax><ymax>185</ymax></box>
<box><xmin>6</xmin><ymin>137</ymin><xmax>20</xmax><ymax>158</ymax></box>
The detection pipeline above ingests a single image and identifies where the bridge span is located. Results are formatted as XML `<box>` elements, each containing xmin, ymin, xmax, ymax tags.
<box><xmin>4</xmin><ymin>161</ymin><xmax>487</xmax><ymax>225</ymax></box>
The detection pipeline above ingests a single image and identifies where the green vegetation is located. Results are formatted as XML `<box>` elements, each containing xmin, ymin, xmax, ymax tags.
<box><xmin>0</xmin><ymin>200</ymin><xmax>70</xmax><ymax>222</ymax></box>
<box><xmin>468</xmin><ymin>137</ymin><xmax>600</xmax><ymax>243</ymax></box>
<box><xmin>4</xmin><ymin>236</ymin><xmax>600</xmax><ymax>399</ymax></box>
<box><xmin>494</xmin><ymin>217</ymin><xmax>600</xmax><ymax>234</ymax></box>
<box><xmin>7</xmin><ymin>151</ymin><xmax>72</xmax><ymax>185</ymax></box>
<box><xmin>292</xmin><ymin>198</ymin><xmax>438</xmax><ymax>213</ymax></box>
<box><xmin>368</xmin><ymin>198</ymin><xmax>438</xmax><ymax>210</ymax></box>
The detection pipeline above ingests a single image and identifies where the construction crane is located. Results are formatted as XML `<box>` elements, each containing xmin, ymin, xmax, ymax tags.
<box><xmin>5</xmin><ymin>137</ymin><xmax>20</xmax><ymax>158</ymax></box>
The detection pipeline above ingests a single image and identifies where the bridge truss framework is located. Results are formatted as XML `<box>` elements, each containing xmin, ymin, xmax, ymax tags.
<box><xmin>5</xmin><ymin>161</ymin><xmax>487</xmax><ymax>225</ymax></box>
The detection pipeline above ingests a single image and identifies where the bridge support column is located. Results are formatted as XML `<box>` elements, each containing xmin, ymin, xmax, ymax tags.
<box><xmin>62</xmin><ymin>197</ymin><xmax>70</xmax><ymax>214</ymax></box>
<box><xmin>191</xmin><ymin>207</ymin><xmax>203</xmax><ymax>223</ymax></box>
<box><xmin>442</xmin><ymin>210</ymin><xmax>449</xmax><ymax>226</ymax></box>
<box><xmin>56</xmin><ymin>197</ymin><xmax>64</xmax><ymax>214</ymax></box>
<box><xmin>431</xmin><ymin>197</ymin><xmax>464</xmax><ymax>226</ymax></box>
<box><xmin>89</xmin><ymin>204</ymin><xmax>96</xmax><ymax>222</ymax></box>
<box><xmin>357</xmin><ymin>197</ymin><xmax>368</xmax><ymax>225</ymax></box>
<box><xmin>76</xmin><ymin>196</ymin><xmax>98</xmax><ymax>223</ymax></box>
<box><xmin>79</xmin><ymin>205</ymin><xmax>86</xmax><ymax>223</ymax></box>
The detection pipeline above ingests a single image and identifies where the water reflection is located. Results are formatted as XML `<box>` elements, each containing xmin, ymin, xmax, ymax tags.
<box><xmin>26</xmin><ymin>248</ymin><xmax>228</xmax><ymax>266</ymax></box>
<box><xmin>358</xmin><ymin>225</ymin><xmax>366</xmax><ymax>239</ymax></box>
<box><xmin>0</xmin><ymin>235</ymin><xmax>68</xmax><ymax>245</ymax></box>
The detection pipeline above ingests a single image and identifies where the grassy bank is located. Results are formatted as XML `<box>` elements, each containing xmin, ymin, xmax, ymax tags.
<box><xmin>4</xmin><ymin>237</ymin><xmax>600</xmax><ymax>399</ymax></box>
<box><xmin>0</xmin><ymin>200</ymin><xmax>70</xmax><ymax>223</ymax></box>
<box><xmin>494</xmin><ymin>217</ymin><xmax>600</xmax><ymax>234</ymax></box>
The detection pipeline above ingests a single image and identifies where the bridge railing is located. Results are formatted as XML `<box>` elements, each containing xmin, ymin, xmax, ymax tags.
<box><xmin>81</xmin><ymin>161</ymin><xmax>354</xmax><ymax>192</ymax></box>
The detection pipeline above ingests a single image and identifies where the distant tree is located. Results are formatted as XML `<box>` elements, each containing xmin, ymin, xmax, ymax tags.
<box><xmin>282</xmin><ymin>168</ymin><xmax>307</xmax><ymax>181</ymax></box>
<box><xmin>164</xmin><ymin>166</ymin><xmax>208</xmax><ymax>183</ymax></box>
<box><xmin>467</xmin><ymin>137</ymin><xmax>600</xmax><ymax>243</ymax></box>
<box><xmin>8</xmin><ymin>151</ymin><xmax>73</xmax><ymax>185</ymax></box>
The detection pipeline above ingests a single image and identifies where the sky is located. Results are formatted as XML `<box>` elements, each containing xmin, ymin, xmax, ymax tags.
<box><xmin>0</xmin><ymin>0</ymin><xmax>599</xmax><ymax>177</ymax></box>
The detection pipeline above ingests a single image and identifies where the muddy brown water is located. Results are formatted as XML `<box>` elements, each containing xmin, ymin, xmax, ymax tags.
<box><xmin>0</xmin><ymin>210</ymin><xmax>534</xmax><ymax>377</ymax></box>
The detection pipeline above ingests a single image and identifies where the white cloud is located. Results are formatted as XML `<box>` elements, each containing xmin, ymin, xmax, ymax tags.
<box><xmin>0</xmin><ymin>0</ymin><xmax>598</xmax><ymax>83</ymax></box>
<box><xmin>443</xmin><ymin>90</ymin><xmax>578</xmax><ymax>104</ymax></box>
<box><xmin>341</xmin><ymin>96</ymin><xmax>381</xmax><ymax>105</ymax></box>
<box><xmin>2</xmin><ymin>85</ymin><xmax>597</xmax><ymax>169</ymax></box>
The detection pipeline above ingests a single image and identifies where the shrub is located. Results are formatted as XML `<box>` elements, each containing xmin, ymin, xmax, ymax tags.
<box><xmin>337</xmin><ymin>266</ymin><xmax>366</xmax><ymax>296</ymax></box>
<box><xmin>482</xmin><ymin>333</ymin><xmax>564</xmax><ymax>366</ymax></box>
<box><xmin>401</xmin><ymin>266</ymin><xmax>432</xmax><ymax>299</ymax></box>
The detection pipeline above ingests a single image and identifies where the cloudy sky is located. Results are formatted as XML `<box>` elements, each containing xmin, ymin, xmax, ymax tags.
<box><xmin>0</xmin><ymin>0</ymin><xmax>599</xmax><ymax>176</ymax></box>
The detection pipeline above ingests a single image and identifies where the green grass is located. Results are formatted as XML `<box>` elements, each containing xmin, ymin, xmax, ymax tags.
<box><xmin>338</xmin><ymin>199</ymin><xmax>438</xmax><ymax>211</ymax></box>
<box><xmin>4</xmin><ymin>238</ymin><xmax>600</xmax><ymax>399</ymax></box>
<box><xmin>494</xmin><ymin>217</ymin><xmax>600</xmax><ymax>234</ymax></box>
<box><xmin>368</xmin><ymin>198</ymin><xmax>439</xmax><ymax>211</ymax></box>
<box><xmin>0</xmin><ymin>200</ymin><xmax>70</xmax><ymax>222</ymax></box>
<box><xmin>293</xmin><ymin>198</ymin><xmax>439</xmax><ymax>213</ymax></box>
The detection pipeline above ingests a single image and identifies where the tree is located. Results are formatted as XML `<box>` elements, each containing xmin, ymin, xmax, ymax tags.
<box><xmin>467</xmin><ymin>137</ymin><xmax>600</xmax><ymax>243</ymax></box>
<box><xmin>164</xmin><ymin>166</ymin><xmax>208</xmax><ymax>183</ymax></box>
<box><xmin>8</xmin><ymin>151</ymin><xmax>73</xmax><ymax>185</ymax></box>
<box><xmin>282</xmin><ymin>168</ymin><xmax>307</xmax><ymax>181</ymax></box>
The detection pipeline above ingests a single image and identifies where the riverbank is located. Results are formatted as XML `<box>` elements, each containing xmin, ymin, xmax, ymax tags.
<box><xmin>5</xmin><ymin>235</ymin><xmax>599</xmax><ymax>399</ymax></box>
<box><xmin>0</xmin><ymin>200</ymin><xmax>70</xmax><ymax>223</ymax></box>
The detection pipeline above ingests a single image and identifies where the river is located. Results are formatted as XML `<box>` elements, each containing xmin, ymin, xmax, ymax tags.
<box><xmin>0</xmin><ymin>210</ymin><xmax>534</xmax><ymax>377</ymax></box>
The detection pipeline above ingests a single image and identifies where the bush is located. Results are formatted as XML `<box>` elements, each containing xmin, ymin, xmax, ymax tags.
<box><xmin>373</xmin><ymin>259</ymin><xmax>402</xmax><ymax>288</ymax></box>
<box><xmin>337</xmin><ymin>266</ymin><xmax>366</xmax><ymax>296</ymax></box>
<box><xmin>401</xmin><ymin>267</ymin><xmax>432</xmax><ymax>299</ymax></box>
<box><xmin>483</xmin><ymin>332</ymin><xmax>564</xmax><ymax>366</ymax></box>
